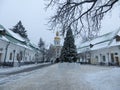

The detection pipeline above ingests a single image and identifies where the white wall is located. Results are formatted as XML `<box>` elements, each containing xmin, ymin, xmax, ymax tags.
<box><xmin>0</xmin><ymin>39</ymin><xmax>8</xmax><ymax>63</ymax></box>
<box><xmin>91</xmin><ymin>46</ymin><xmax>120</xmax><ymax>65</ymax></box>
<box><xmin>0</xmin><ymin>39</ymin><xmax>38</xmax><ymax>66</ymax></box>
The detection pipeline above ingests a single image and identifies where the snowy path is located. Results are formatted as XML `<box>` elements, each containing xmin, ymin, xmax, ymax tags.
<box><xmin>0</xmin><ymin>63</ymin><xmax>51</xmax><ymax>75</ymax></box>
<box><xmin>0</xmin><ymin>63</ymin><xmax>119</xmax><ymax>90</ymax></box>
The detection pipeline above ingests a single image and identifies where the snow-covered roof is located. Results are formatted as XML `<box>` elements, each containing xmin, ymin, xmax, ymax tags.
<box><xmin>78</xmin><ymin>27</ymin><xmax>120</xmax><ymax>53</ymax></box>
<box><xmin>0</xmin><ymin>24</ymin><xmax>39</xmax><ymax>52</ymax></box>
<box><xmin>0</xmin><ymin>36</ymin><xmax>9</xmax><ymax>42</ymax></box>
<box><xmin>109</xmin><ymin>39</ymin><xmax>120</xmax><ymax>47</ymax></box>
<box><xmin>29</xmin><ymin>41</ymin><xmax>39</xmax><ymax>50</ymax></box>
<box><xmin>91</xmin><ymin>41</ymin><xmax>109</xmax><ymax>51</ymax></box>
<box><xmin>16</xmin><ymin>43</ymin><xmax>33</xmax><ymax>50</ymax></box>
<box><xmin>6</xmin><ymin>29</ymin><xmax>25</xmax><ymax>42</ymax></box>
<box><xmin>0</xmin><ymin>24</ymin><xmax>9</xmax><ymax>41</ymax></box>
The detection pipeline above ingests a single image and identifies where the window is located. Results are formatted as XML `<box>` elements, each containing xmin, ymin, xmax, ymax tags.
<box><xmin>0</xmin><ymin>48</ymin><xmax>3</xmax><ymax>51</ymax></box>
<box><xmin>17</xmin><ymin>54</ymin><xmax>19</xmax><ymax>61</ymax></box>
<box><xmin>95</xmin><ymin>56</ymin><xmax>98</xmax><ymax>60</ymax></box>
<box><xmin>115</xmin><ymin>35</ymin><xmax>120</xmax><ymax>42</ymax></box>
<box><xmin>25</xmin><ymin>57</ymin><xmax>27</xmax><ymax>60</ymax></box>
<box><xmin>29</xmin><ymin>56</ymin><xmax>31</xmax><ymax>61</ymax></box>
<box><xmin>111</xmin><ymin>53</ymin><xmax>114</xmax><ymax>62</ymax></box>
<box><xmin>95</xmin><ymin>56</ymin><xmax>98</xmax><ymax>58</ymax></box>
<box><xmin>56</xmin><ymin>41</ymin><xmax>59</xmax><ymax>45</ymax></box>
<box><xmin>103</xmin><ymin>56</ymin><xmax>106</xmax><ymax>62</ymax></box>
<box><xmin>115</xmin><ymin>53</ymin><xmax>118</xmax><ymax>55</ymax></box>
<box><xmin>57</xmin><ymin>48</ymin><xmax>59</xmax><ymax>54</ymax></box>
<box><xmin>0</xmin><ymin>53</ymin><xmax>2</xmax><ymax>61</ymax></box>
<box><xmin>20</xmin><ymin>51</ymin><xmax>23</xmax><ymax>60</ymax></box>
<box><xmin>9</xmin><ymin>53</ymin><xmax>12</xmax><ymax>60</ymax></box>
<box><xmin>115</xmin><ymin>57</ymin><xmax>119</xmax><ymax>65</ymax></box>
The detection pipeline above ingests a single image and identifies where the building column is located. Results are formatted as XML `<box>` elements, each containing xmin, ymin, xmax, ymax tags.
<box><xmin>4</xmin><ymin>42</ymin><xmax>10</xmax><ymax>66</ymax></box>
<box><xmin>106</xmin><ymin>53</ymin><xmax>109</xmax><ymax>65</ymax></box>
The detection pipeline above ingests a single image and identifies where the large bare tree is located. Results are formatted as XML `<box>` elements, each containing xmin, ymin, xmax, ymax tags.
<box><xmin>46</xmin><ymin>0</ymin><xmax>119</xmax><ymax>41</ymax></box>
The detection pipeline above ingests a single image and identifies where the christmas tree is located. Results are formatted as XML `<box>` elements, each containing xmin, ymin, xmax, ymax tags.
<box><xmin>60</xmin><ymin>26</ymin><xmax>77</xmax><ymax>62</ymax></box>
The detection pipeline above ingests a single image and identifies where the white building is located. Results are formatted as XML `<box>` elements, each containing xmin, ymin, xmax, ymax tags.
<box><xmin>78</xmin><ymin>28</ymin><xmax>120</xmax><ymax>66</ymax></box>
<box><xmin>0</xmin><ymin>24</ymin><xmax>40</xmax><ymax>66</ymax></box>
<box><xmin>50</xmin><ymin>31</ymin><xmax>62</xmax><ymax>63</ymax></box>
<box><xmin>54</xmin><ymin>31</ymin><xmax>62</xmax><ymax>59</ymax></box>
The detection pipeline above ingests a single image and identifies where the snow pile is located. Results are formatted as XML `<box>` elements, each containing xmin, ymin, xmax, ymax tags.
<box><xmin>86</xmin><ymin>67</ymin><xmax>120</xmax><ymax>90</ymax></box>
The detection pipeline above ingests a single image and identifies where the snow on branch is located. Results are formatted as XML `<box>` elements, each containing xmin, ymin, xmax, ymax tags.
<box><xmin>46</xmin><ymin>0</ymin><xmax>119</xmax><ymax>40</ymax></box>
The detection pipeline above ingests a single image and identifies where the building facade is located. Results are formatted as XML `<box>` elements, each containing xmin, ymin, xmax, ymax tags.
<box><xmin>0</xmin><ymin>24</ymin><xmax>40</xmax><ymax>66</ymax></box>
<box><xmin>78</xmin><ymin>28</ymin><xmax>120</xmax><ymax>66</ymax></box>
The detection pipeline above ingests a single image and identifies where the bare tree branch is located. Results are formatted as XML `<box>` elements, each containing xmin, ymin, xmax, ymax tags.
<box><xmin>46</xmin><ymin>0</ymin><xmax>119</xmax><ymax>41</ymax></box>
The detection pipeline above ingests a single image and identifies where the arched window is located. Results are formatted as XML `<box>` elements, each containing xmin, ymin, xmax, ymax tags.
<box><xmin>20</xmin><ymin>51</ymin><xmax>23</xmax><ymax>60</ymax></box>
<box><xmin>17</xmin><ymin>54</ymin><xmax>19</xmax><ymax>61</ymax></box>
<box><xmin>9</xmin><ymin>53</ymin><xmax>12</xmax><ymax>60</ymax></box>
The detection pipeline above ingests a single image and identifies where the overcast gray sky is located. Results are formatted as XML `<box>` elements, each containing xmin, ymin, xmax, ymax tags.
<box><xmin>0</xmin><ymin>0</ymin><xmax>55</xmax><ymax>46</ymax></box>
<box><xmin>0</xmin><ymin>0</ymin><xmax>120</xmax><ymax>46</ymax></box>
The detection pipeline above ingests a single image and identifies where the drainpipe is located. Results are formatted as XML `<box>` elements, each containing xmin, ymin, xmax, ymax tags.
<box><xmin>4</xmin><ymin>42</ymin><xmax>10</xmax><ymax>66</ymax></box>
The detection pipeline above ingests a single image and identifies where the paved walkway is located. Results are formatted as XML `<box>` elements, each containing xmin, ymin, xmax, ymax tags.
<box><xmin>0</xmin><ymin>63</ymin><xmax>118</xmax><ymax>90</ymax></box>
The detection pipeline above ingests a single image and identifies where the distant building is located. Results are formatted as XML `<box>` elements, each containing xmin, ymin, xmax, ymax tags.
<box><xmin>0</xmin><ymin>24</ymin><xmax>41</xmax><ymax>66</ymax></box>
<box><xmin>50</xmin><ymin>31</ymin><xmax>62</xmax><ymax>63</ymax></box>
<box><xmin>54</xmin><ymin>31</ymin><xmax>62</xmax><ymax>59</ymax></box>
<box><xmin>78</xmin><ymin>28</ymin><xmax>120</xmax><ymax>66</ymax></box>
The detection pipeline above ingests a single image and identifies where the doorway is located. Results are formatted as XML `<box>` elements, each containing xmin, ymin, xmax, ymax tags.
<box><xmin>115</xmin><ymin>57</ymin><xmax>119</xmax><ymax>66</ymax></box>
<box><xmin>111</xmin><ymin>53</ymin><xmax>114</xmax><ymax>62</ymax></box>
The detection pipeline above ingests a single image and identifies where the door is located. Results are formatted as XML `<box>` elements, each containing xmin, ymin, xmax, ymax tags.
<box><xmin>115</xmin><ymin>57</ymin><xmax>119</xmax><ymax>66</ymax></box>
<box><xmin>111</xmin><ymin>53</ymin><xmax>114</xmax><ymax>62</ymax></box>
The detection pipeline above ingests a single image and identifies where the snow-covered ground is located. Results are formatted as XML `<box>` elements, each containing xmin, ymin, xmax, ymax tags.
<box><xmin>0</xmin><ymin>63</ymin><xmax>49</xmax><ymax>74</ymax></box>
<box><xmin>86</xmin><ymin>67</ymin><xmax>120</xmax><ymax>90</ymax></box>
<box><xmin>0</xmin><ymin>63</ymin><xmax>119</xmax><ymax>90</ymax></box>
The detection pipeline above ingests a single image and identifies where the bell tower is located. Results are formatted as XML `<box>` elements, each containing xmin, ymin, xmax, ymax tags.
<box><xmin>53</xmin><ymin>31</ymin><xmax>61</xmax><ymax>60</ymax></box>
<box><xmin>54</xmin><ymin>31</ymin><xmax>60</xmax><ymax>46</ymax></box>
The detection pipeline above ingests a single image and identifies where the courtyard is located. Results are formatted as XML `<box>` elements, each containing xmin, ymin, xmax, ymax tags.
<box><xmin>0</xmin><ymin>63</ymin><xmax>120</xmax><ymax>90</ymax></box>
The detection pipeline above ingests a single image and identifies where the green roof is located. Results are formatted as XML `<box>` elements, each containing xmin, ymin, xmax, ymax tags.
<box><xmin>0</xmin><ymin>24</ymin><xmax>39</xmax><ymax>51</ymax></box>
<box><xmin>0</xmin><ymin>24</ymin><xmax>5</xmax><ymax>29</ymax></box>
